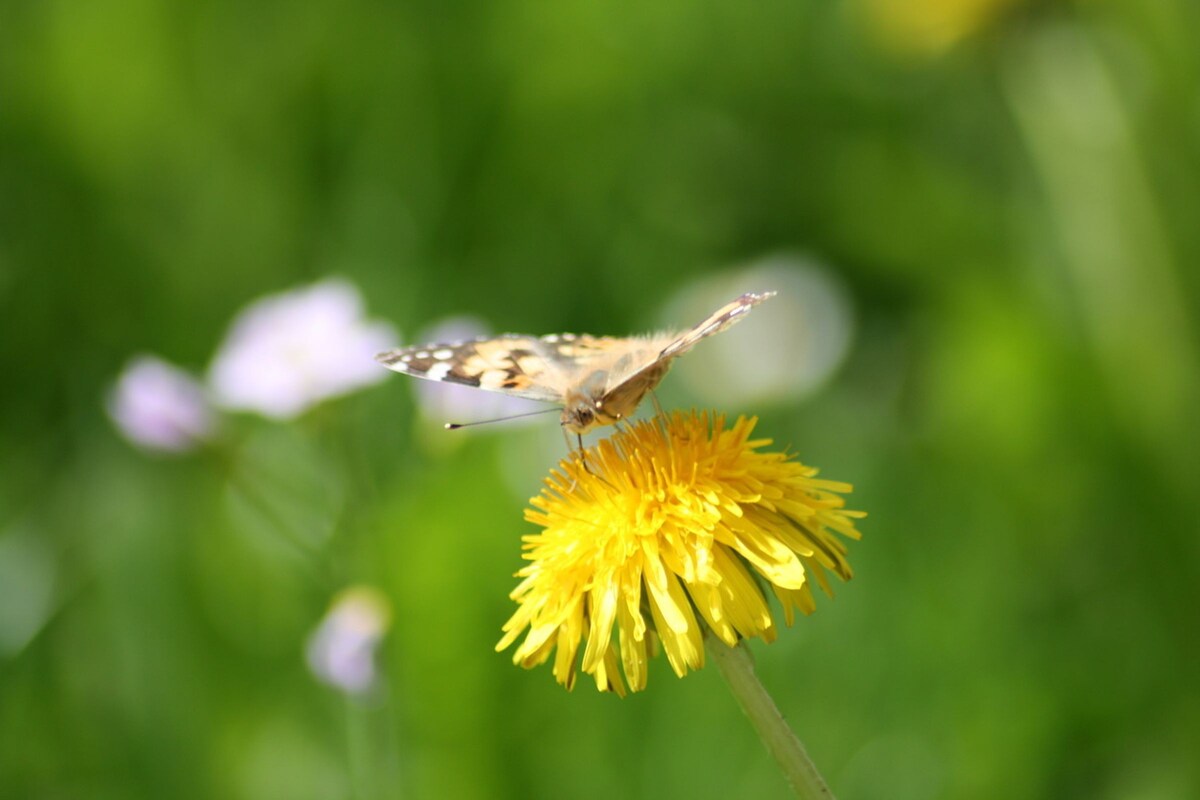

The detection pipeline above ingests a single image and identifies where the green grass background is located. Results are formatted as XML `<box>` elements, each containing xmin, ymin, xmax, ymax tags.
<box><xmin>2</xmin><ymin>1</ymin><xmax>1198</xmax><ymax>798</ymax></box>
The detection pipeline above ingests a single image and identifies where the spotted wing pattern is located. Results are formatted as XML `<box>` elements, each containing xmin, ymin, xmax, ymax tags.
<box><xmin>375</xmin><ymin>333</ymin><xmax>632</xmax><ymax>404</ymax></box>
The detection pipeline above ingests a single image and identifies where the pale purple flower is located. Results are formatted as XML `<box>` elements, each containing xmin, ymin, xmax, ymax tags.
<box><xmin>409</xmin><ymin>316</ymin><xmax>550</xmax><ymax>430</ymax></box>
<box><xmin>208</xmin><ymin>279</ymin><xmax>397</xmax><ymax>419</ymax></box>
<box><xmin>306</xmin><ymin>587</ymin><xmax>391</xmax><ymax>694</ymax></box>
<box><xmin>107</xmin><ymin>355</ymin><xmax>215</xmax><ymax>453</ymax></box>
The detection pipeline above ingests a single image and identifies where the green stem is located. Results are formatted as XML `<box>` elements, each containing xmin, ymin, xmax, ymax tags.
<box><xmin>706</xmin><ymin>636</ymin><xmax>834</xmax><ymax>799</ymax></box>
<box><xmin>344</xmin><ymin>696</ymin><xmax>370</xmax><ymax>800</ymax></box>
<box><xmin>202</xmin><ymin>441</ymin><xmax>332</xmax><ymax>588</ymax></box>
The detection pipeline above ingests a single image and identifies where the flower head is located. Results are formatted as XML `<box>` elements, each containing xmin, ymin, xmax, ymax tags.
<box><xmin>306</xmin><ymin>586</ymin><xmax>392</xmax><ymax>695</ymax></box>
<box><xmin>107</xmin><ymin>355</ymin><xmax>215</xmax><ymax>453</ymax></box>
<box><xmin>209</xmin><ymin>278</ymin><xmax>396</xmax><ymax>419</ymax></box>
<box><xmin>497</xmin><ymin>411</ymin><xmax>864</xmax><ymax>695</ymax></box>
<box><xmin>860</xmin><ymin>0</ymin><xmax>1019</xmax><ymax>56</ymax></box>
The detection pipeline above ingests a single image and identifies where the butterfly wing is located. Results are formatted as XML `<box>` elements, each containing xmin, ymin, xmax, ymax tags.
<box><xmin>375</xmin><ymin>333</ymin><xmax>633</xmax><ymax>405</ymax></box>
<box><xmin>586</xmin><ymin>291</ymin><xmax>775</xmax><ymax>424</ymax></box>
<box><xmin>376</xmin><ymin>291</ymin><xmax>775</xmax><ymax>422</ymax></box>
<box><xmin>657</xmin><ymin>291</ymin><xmax>776</xmax><ymax>361</ymax></box>
<box><xmin>599</xmin><ymin>291</ymin><xmax>776</xmax><ymax>393</ymax></box>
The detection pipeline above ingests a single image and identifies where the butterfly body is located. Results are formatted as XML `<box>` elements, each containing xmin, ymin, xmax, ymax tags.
<box><xmin>560</xmin><ymin>347</ymin><xmax>673</xmax><ymax>432</ymax></box>
<box><xmin>376</xmin><ymin>291</ymin><xmax>774</xmax><ymax>433</ymax></box>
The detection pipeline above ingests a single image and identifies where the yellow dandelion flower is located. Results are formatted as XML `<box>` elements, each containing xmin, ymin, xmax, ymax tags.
<box><xmin>496</xmin><ymin>411</ymin><xmax>865</xmax><ymax>695</ymax></box>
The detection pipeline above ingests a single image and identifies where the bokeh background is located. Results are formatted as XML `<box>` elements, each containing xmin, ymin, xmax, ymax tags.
<box><xmin>2</xmin><ymin>0</ymin><xmax>1198</xmax><ymax>798</ymax></box>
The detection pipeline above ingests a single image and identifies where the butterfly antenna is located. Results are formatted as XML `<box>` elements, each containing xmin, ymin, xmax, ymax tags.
<box><xmin>444</xmin><ymin>407</ymin><xmax>560</xmax><ymax>430</ymax></box>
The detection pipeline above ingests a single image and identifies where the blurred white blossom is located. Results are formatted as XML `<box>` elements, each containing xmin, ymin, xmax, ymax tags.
<box><xmin>107</xmin><ymin>355</ymin><xmax>215</xmax><ymax>453</ymax></box>
<box><xmin>660</xmin><ymin>255</ymin><xmax>855</xmax><ymax>406</ymax></box>
<box><xmin>306</xmin><ymin>586</ymin><xmax>391</xmax><ymax>695</ymax></box>
<box><xmin>409</xmin><ymin>315</ymin><xmax>550</xmax><ymax>430</ymax></box>
<box><xmin>209</xmin><ymin>279</ymin><xmax>396</xmax><ymax>419</ymax></box>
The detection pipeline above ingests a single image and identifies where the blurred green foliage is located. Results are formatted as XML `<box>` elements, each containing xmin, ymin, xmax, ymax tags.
<box><xmin>2</xmin><ymin>1</ymin><xmax>1199</xmax><ymax>798</ymax></box>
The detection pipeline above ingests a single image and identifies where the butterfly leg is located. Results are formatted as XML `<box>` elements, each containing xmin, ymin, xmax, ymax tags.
<box><xmin>649</xmin><ymin>390</ymin><xmax>677</xmax><ymax>457</ymax></box>
<box><xmin>576</xmin><ymin>433</ymin><xmax>619</xmax><ymax>491</ymax></box>
<box><xmin>650</xmin><ymin>390</ymin><xmax>669</xmax><ymax>429</ymax></box>
<box><xmin>577</xmin><ymin>433</ymin><xmax>594</xmax><ymax>475</ymax></box>
<box><xmin>561</xmin><ymin>428</ymin><xmax>593</xmax><ymax>483</ymax></box>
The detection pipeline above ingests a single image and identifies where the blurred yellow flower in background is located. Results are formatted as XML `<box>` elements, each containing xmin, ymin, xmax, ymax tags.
<box><xmin>860</xmin><ymin>0</ymin><xmax>1022</xmax><ymax>55</ymax></box>
<box><xmin>497</xmin><ymin>412</ymin><xmax>864</xmax><ymax>695</ymax></box>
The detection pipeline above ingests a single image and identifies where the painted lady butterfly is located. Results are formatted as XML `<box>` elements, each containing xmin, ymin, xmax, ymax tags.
<box><xmin>376</xmin><ymin>291</ymin><xmax>775</xmax><ymax>433</ymax></box>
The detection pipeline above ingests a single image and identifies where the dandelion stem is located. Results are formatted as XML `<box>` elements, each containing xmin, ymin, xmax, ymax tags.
<box><xmin>706</xmin><ymin>636</ymin><xmax>834</xmax><ymax>799</ymax></box>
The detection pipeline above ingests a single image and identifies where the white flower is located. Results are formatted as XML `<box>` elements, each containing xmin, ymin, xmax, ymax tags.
<box><xmin>208</xmin><ymin>279</ymin><xmax>396</xmax><ymax>419</ymax></box>
<box><xmin>306</xmin><ymin>587</ymin><xmax>391</xmax><ymax>694</ymax></box>
<box><xmin>107</xmin><ymin>355</ymin><xmax>215</xmax><ymax>453</ymax></box>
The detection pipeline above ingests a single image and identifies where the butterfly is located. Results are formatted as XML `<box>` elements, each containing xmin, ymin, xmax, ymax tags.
<box><xmin>375</xmin><ymin>291</ymin><xmax>776</xmax><ymax>434</ymax></box>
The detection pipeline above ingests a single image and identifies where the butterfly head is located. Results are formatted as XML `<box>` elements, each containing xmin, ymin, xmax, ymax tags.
<box><xmin>561</xmin><ymin>359</ymin><xmax>673</xmax><ymax>434</ymax></box>
<box><xmin>561</xmin><ymin>391</ymin><xmax>621</xmax><ymax>434</ymax></box>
